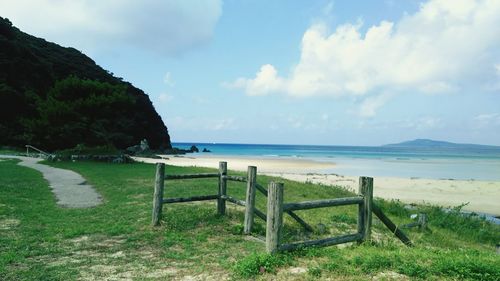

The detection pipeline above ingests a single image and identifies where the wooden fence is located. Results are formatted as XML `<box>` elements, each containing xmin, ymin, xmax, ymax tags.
<box><xmin>152</xmin><ymin>161</ymin><xmax>412</xmax><ymax>253</ymax></box>
<box><xmin>265</xmin><ymin>177</ymin><xmax>412</xmax><ymax>253</ymax></box>
<box><xmin>152</xmin><ymin>162</ymin><xmax>312</xmax><ymax>233</ymax></box>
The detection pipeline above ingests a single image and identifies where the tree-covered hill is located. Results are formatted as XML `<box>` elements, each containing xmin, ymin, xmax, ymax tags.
<box><xmin>0</xmin><ymin>17</ymin><xmax>171</xmax><ymax>151</ymax></box>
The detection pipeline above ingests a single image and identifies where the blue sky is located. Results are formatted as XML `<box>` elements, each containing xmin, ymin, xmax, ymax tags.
<box><xmin>2</xmin><ymin>0</ymin><xmax>500</xmax><ymax>145</ymax></box>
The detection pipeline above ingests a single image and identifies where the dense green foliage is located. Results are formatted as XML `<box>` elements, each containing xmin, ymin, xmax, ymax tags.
<box><xmin>1</xmin><ymin>160</ymin><xmax>498</xmax><ymax>280</ymax></box>
<box><xmin>0</xmin><ymin>17</ymin><xmax>171</xmax><ymax>150</ymax></box>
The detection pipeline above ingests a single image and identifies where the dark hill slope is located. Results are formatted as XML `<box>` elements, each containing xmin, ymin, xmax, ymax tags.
<box><xmin>0</xmin><ymin>17</ymin><xmax>171</xmax><ymax>150</ymax></box>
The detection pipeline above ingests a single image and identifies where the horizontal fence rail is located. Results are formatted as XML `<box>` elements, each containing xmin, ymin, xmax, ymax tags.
<box><xmin>165</xmin><ymin>173</ymin><xmax>219</xmax><ymax>180</ymax></box>
<box><xmin>283</xmin><ymin>196</ymin><xmax>364</xmax><ymax>212</ymax></box>
<box><xmin>221</xmin><ymin>195</ymin><xmax>267</xmax><ymax>221</ymax></box>
<box><xmin>279</xmin><ymin>233</ymin><xmax>363</xmax><ymax>252</ymax></box>
<box><xmin>163</xmin><ymin>194</ymin><xmax>219</xmax><ymax>204</ymax></box>
<box><xmin>221</xmin><ymin>195</ymin><xmax>246</xmax><ymax>206</ymax></box>
<box><xmin>256</xmin><ymin>183</ymin><xmax>314</xmax><ymax>232</ymax></box>
<box><xmin>224</xmin><ymin>175</ymin><xmax>247</xmax><ymax>182</ymax></box>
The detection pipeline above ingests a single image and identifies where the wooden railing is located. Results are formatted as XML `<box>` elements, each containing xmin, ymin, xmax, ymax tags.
<box><xmin>25</xmin><ymin>145</ymin><xmax>52</xmax><ymax>159</ymax></box>
<box><xmin>151</xmin><ymin>161</ymin><xmax>412</xmax><ymax>253</ymax></box>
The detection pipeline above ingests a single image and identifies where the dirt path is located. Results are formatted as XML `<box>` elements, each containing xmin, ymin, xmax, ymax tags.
<box><xmin>0</xmin><ymin>155</ymin><xmax>102</xmax><ymax>208</ymax></box>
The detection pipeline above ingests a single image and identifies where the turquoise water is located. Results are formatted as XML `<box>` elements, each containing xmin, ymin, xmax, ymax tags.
<box><xmin>173</xmin><ymin>142</ymin><xmax>500</xmax><ymax>181</ymax></box>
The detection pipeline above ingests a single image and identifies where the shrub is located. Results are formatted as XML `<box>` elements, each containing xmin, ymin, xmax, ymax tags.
<box><xmin>233</xmin><ymin>252</ymin><xmax>292</xmax><ymax>277</ymax></box>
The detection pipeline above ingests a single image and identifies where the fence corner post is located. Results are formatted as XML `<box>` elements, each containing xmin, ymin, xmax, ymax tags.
<box><xmin>152</xmin><ymin>163</ymin><xmax>165</xmax><ymax>226</ymax></box>
<box><xmin>266</xmin><ymin>182</ymin><xmax>284</xmax><ymax>253</ymax></box>
<box><xmin>357</xmin><ymin>176</ymin><xmax>373</xmax><ymax>242</ymax></box>
<box><xmin>217</xmin><ymin>161</ymin><xmax>228</xmax><ymax>216</ymax></box>
<box><xmin>244</xmin><ymin>166</ymin><xmax>257</xmax><ymax>234</ymax></box>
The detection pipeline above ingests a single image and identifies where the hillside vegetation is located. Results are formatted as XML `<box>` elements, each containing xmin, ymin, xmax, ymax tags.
<box><xmin>0</xmin><ymin>160</ymin><xmax>498</xmax><ymax>280</ymax></box>
<box><xmin>0</xmin><ymin>17</ymin><xmax>171</xmax><ymax>151</ymax></box>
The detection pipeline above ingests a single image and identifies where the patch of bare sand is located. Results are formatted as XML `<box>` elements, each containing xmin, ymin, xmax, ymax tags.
<box><xmin>133</xmin><ymin>154</ymin><xmax>334</xmax><ymax>174</ymax></box>
<box><xmin>0</xmin><ymin>218</ymin><xmax>20</xmax><ymax>230</ymax></box>
<box><xmin>273</xmin><ymin>173</ymin><xmax>500</xmax><ymax>216</ymax></box>
<box><xmin>374</xmin><ymin>271</ymin><xmax>410</xmax><ymax>280</ymax></box>
<box><xmin>32</xmin><ymin>234</ymin><xmax>185</xmax><ymax>280</ymax></box>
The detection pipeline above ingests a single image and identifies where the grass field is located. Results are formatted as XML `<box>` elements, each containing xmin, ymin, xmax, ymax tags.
<box><xmin>0</xmin><ymin>159</ymin><xmax>499</xmax><ymax>280</ymax></box>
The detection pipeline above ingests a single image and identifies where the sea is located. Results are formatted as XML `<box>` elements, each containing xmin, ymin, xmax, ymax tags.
<box><xmin>172</xmin><ymin>142</ymin><xmax>500</xmax><ymax>181</ymax></box>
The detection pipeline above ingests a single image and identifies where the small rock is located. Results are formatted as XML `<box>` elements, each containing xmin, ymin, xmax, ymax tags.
<box><xmin>140</xmin><ymin>139</ymin><xmax>149</xmax><ymax>151</ymax></box>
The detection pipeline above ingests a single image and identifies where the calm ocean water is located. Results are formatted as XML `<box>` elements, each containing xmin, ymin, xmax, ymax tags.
<box><xmin>172</xmin><ymin>142</ymin><xmax>500</xmax><ymax>181</ymax></box>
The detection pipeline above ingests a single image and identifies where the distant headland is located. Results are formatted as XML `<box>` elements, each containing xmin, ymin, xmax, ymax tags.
<box><xmin>384</xmin><ymin>139</ymin><xmax>500</xmax><ymax>149</ymax></box>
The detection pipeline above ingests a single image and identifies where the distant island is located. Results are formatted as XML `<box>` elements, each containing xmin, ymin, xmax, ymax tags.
<box><xmin>384</xmin><ymin>139</ymin><xmax>500</xmax><ymax>149</ymax></box>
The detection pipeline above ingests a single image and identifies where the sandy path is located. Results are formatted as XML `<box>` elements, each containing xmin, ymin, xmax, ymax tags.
<box><xmin>133</xmin><ymin>155</ymin><xmax>500</xmax><ymax>216</ymax></box>
<box><xmin>1</xmin><ymin>156</ymin><xmax>102</xmax><ymax>208</ymax></box>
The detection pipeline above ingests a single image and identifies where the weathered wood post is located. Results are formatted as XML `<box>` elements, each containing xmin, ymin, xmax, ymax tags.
<box><xmin>244</xmin><ymin>166</ymin><xmax>257</xmax><ymax>234</ymax></box>
<box><xmin>357</xmin><ymin>176</ymin><xmax>373</xmax><ymax>242</ymax></box>
<box><xmin>418</xmin><ymin>213</ymin><xmax>428</xmax><ymax>230</ymax></box>
<box><xmin>152</xmin><ymin>163</ymin><xmax>165</xmax><ymax>226</ymax></box>
<box><xmin>266</xmin><ymin>182</ymin><xmax>284</xmax><ymax>253</ymax></box>
<box><xmin>217</xmin><ymin>161</ymin><xmax>228</xmax><ymax>215</ymax></box>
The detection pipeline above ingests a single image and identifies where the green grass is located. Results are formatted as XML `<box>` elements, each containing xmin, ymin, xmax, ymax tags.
<box><xmin>0</xmin><ymin>159</ymin><xmax>499</xmax><ymax>280</ymax></box>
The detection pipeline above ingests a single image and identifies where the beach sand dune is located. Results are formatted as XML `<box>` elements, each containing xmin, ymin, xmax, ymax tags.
<box><xmin>133</xmin><ymin>155</ymin><xmax>500</xmax><ymax>216</ymax></box>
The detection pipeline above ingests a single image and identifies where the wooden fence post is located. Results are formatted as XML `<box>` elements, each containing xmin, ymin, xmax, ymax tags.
<box><xmin>217</xmin><ymin>161</ymin><xmax>228</xmax><ymax>215</ymax></box>
<box><xmin>266</xmin><ymin>182</ymin><xmax>284</xmax><ymax>253</ymax></box>
<box><xmin>418</xmin><ymin>213</ymin><xmax>428</xmax><ymax>230</ymax></box>
<box><xmin>244</xmin><ymin>166</ymin><xmax>257</xmax><ymax>234</ymax></box>
<box><xmin>152</xmin><ymin>163</ymin><xmax>165</xmax><ymax>226</ymax></box>
<box><xmin>357</xmin><ymin>176</ymin><xmax>373</xmax><ymax>242</ymax></box>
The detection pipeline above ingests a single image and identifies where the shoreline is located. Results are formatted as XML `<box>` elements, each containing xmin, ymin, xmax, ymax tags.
<box><xmin>133</xmin><ymin>154</ymin><xmax>500</xmax><ymax>216</ymax></box>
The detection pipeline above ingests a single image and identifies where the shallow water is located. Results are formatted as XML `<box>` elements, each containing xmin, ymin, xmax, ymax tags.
<box><xmin>173</xmin><ymin>142</ymin><xmax>500</xmax><ymax>181</ymax></box>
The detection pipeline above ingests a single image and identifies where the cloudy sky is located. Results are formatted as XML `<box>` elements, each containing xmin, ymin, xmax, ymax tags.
<box><xmin>2</xmin><ymin>0</ymin><xmax>500</xmax><ymax>145</ymax></box>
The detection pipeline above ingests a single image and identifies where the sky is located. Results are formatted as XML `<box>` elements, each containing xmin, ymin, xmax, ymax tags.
<box><xmin>1</xmin><ymin>0</ymin><xmax>500</xmax><ymax>146</ymax></box>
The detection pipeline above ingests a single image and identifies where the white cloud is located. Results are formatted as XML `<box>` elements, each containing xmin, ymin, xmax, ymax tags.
<box><xmin>419</xmin><ymin>81</ymin><xmax>456</xmax><ymax>94</ymax></box>
<box><xmin>224</xmin><ymin>64</ymin><xmax>285</xmax><ymax>96</ymax></box>
<box><xmin>413</xmin><ymin>117</ymin><xmax>444</xmax><ymax>130</ymax></box>
<box><xmin>473</xmin><ymin>113</ymin><xmax>500</xmax><ymax>127</ymax></box>
<box><xmin>211</xmin><ymin>118</ymin><xmax>237</xmax><ymax>131</ymax></box>
<box><xmin>163</xmin><ymin>72</ymin><xmax>174</xmax><ymax>87</ymax></box>
<box><xmin>0</xmin><ymin>0</ymin><xmax>222</xmax><ymax>55</ymax></box>
<box><xmin>158</xmin><ymin>93</ymin><xmax>173</xmax><ymax>103</ymax></box>
<box><xmin>167</xmin><ymin>116</ymin><xmax>238</xmax><ymax>132</ymax></box>
<box><xmin>358</xmin><ymin>93</ymin><xmax>392</xmax><ymax>117</ymax></box>
<box><xmin>228</xmin><ymin>0</ymin><xmax>500</xmax><ymax>114</ymax></box>
<box><xmin>357</xmin><ymin>116</ymin><xmax>444</xmax><ymax>130</ymax></box>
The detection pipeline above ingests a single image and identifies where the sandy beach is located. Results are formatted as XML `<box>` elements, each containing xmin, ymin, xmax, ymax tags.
<box><xmin>133</xmin><ymin>155</ymin><xmax>500</xmax><ymax>216</ymax></box>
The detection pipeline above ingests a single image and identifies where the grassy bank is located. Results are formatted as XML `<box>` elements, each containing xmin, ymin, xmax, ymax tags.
<box><xmin>0</xmin><ymin>159</ymin><xmax>499</xmax><ymax>280</ymax></box>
